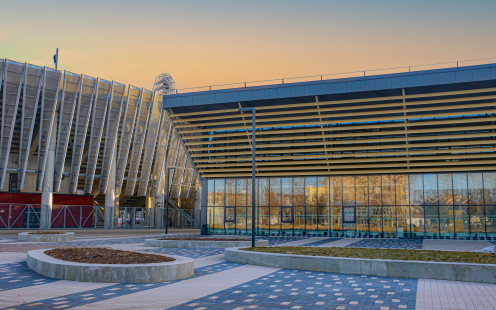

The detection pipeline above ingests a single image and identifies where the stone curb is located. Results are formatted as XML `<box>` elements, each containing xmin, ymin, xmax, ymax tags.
<box><xmin>224</xmin><ymin>247</ymin><xmax>496</xmax><ymax>283</ymax></box>
<box><xmin>144</xmin><ymin>238</ymin><xmax>269</xmax><ymax>249</ymax></box>
<box><xmin>18</xmin><ymin>232</ymin><xmax>75</xmax><ymax>242</ymax></box>
<box><xmin>27</xmin><ymin>249</ymin><xmax>194</xmax><ymax>283</ymax></box>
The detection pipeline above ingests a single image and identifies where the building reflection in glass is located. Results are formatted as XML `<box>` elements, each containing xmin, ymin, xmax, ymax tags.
<box><xmin>206</xmin><ymin>172</ymin><xmax>496</xmax><ymax>238</ymax></box>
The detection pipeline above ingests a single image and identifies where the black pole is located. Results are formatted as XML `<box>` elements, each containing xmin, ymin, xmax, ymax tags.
<box><xmin>165</xmin><ymin>167</ymin><xmax>175</xmax><ymax>235</ymax></box>
<box><xmin>239</xmin><ymin>107</ymin><xmax>256</xmax><ymax>247</ymax></box>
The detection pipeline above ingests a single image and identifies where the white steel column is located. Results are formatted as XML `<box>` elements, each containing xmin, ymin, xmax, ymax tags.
<box><xmin>40</xmin><ymin>112</ymin><xmax>58</xmax><ymax>230</ymax></box>
<box><xmin>155</xmin><ymin>165</ymin><xmax>165</xmax><ymax>228</ymax></box>
<box><xmin>104</xmin><ymin>148</ymin><xmax>117</xmax><ymax>229</ymax></box>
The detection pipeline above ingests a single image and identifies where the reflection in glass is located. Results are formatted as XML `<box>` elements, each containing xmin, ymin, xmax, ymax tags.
<box><xmin>411</xmin><ymin>205</ymin><xmax>425</xmax><ymax>237</ymax></box>
<box><xmin>207</xmin><ymin>179</ymin><xmax>214</xmax><ymax>207</ymax></box>
<box><xmin>439</xmin><ymin>205</ymin><xmax>454</xmax><ymax>237</ymax></box>
<box><xmin>343</xmin><ymin>176</ymin><xmax>355</xmax><ymax>206</ymax></box>
<box><xmin>318</xmin><ymin>177</ymin><xmax>329</xmax><ymax>206</ymax></box>
<box><xmin>369</xmin><ymin>206</ymin><xmax>382</xmax><ymax>236</ymax></box>
<box><xmin>305</xmin><ymin>177</ymin><xmax>318</xmax><ymax>207</ymax></box>
<box><xmin>270</xmin><ymin>207</ymin><xmax>282</xmax><ymax>231</ymax></box>
<box><xmin>424</xmin><ymin>205</ymin><xmax>439</xmax><ymax>236</ymax></box>
<box><xmin>356</xmin><ymin>176</ymin><xmax>368</xmax><ymax>206</ymax></box>
<box><xmin>369</xmin><ymin>176</ymin><xmax>381</xmax><ymax>205</ymax></box>
<box><xmin>383</xmin><ymin>206</ymin><xmax>396</xmax><ymax>234</ymax></box>
<box><xmin>226</xmin><ymin>179</ymin><xmax>236</xmax><ymax>206</ymax></box>
<box><xmin>247</xmin><ymin>179</ymin><xmax>253</xmax><ymax>234</ymax></box>
<box><xmin>454</xmin><ymin>205</ymin><xmax>470</xmax><ymax>236</ymax></box>
<box><xmin>396</xmin><ymin>206</ymin><xmax>410</xmax><ymax>237</ymax></box>
<box><xmin>236</xmin><ymin>207</ymin><xmax>247</xmax><ymax>232</ymax></box>
<box><xmin>438</xmin><ymin>174</ymin><xmax>453</xmax><ymax>205</ymax></box>
<box><xmin>395</xmin><ymin>175</ymin><xmax>409</xmax><ymax>205</ymax></box>
<box><xmin>409</xmin><ymin>175</ymin><xmax>423</xmax><ymax>205</ymax></box>
<box><xmin>356</xmin><ymin>206</ymin><xmax>368</xmax><ymax>234</ymax></box>
<box><xmin>382</xmin><ymin>175</ymin><xmax>395</xmax><ymax>205</ymax></box>
<box><xmin>484</xmin><ymin>173</ymin><xmax>496</xmax><ymax>205</ymax></box>
<box><xmin>306</xmin><ymin>177</ymin><xmax>318</xmax><ymax>230</ymax></box>
<box><xmin>423</xmin><ymin>174</ymin><xmax>438</xmax><ymax>206</ymax></box>
<box><xmin>282</xmin><ymin>178</ymin><xmax>292</xmax><ymax>206</ymax></box>
<box><xmin>214</xmin><ymin>207</ymin><xmax>225</xmax><ymax>232</ymax></box>
<box><xmin>214</xmin><ymin>179</ymin><xmax>225</xmax><ymax>207</ymax></box>
<box><xmin>468</xmin><ymin>173</ymin><xmax>484</xmax><ymax>206</ymax></box>
<box><xmin>236</xmin><ymin>179</ymin><xmax>247</xmax><ymax>207</ymax></box>
<box><xmin>330</xmin><ymin>206</ymin><xmax>342</xmax><ymax>232</ymax></box>
<box><xmin>330</xmin><ymin>177</ymin><xmax>342</xmax><ymax>206</ymax></box>
<box><xmin>270</xmin><ymin>178</ymin><xmax>281</xmax><ymax>207</ymax></box>
<box><xmin>485</xmin><ymin>205</ymin><xmax>496</xmax><ymax>237</ymax></box>
<box><xmin>293</xmin><ymin>177</ymin><xmax>304</xmax><ymax>207</ymax></box>
<box><xmin>453</xmin><ymin>173</ymin><xmax>468</xmax><ymax>205</ymax></box>
<box><xmin>318</xmin><ymin>206</ymin><xmax>330</xmax><ymax>231</ymax></box>
<box><xmin>207</xmin><ymin>207</ymin><xmax>214</xmax><ymax>230</ymax></box>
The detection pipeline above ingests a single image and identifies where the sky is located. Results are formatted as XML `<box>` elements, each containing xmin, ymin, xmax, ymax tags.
<box><xmin>1</xmin><ymin>0</ymin><xmax>496</xmax><ymax>91</ymax></box>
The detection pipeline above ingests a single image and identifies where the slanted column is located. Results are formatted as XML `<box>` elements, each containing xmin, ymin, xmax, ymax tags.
<box><xmin>40</xmin><ymin>113</ymin><xmax>57</xmax><ymax>230</ymax></box>
<box><xmin>104</xmin><ymin>148</ymin><xmax>117</xmax><ymax>229</ymax></box>
<box><xmin>155</xmin><ymin>167</ymin><xmax>165</xmax><ymax>229</ymax></box>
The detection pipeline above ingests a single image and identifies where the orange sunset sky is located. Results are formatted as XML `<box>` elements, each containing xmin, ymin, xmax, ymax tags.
<box><xmin>1</xmin><ymin>0</ymin><xmax>495</xmax><ymax>91</ymax></box>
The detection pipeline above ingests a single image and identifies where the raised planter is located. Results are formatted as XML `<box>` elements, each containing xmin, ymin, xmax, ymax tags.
<box><xmin>144</xmin><ymin>237</ymin><xmax>269</xmax><ymax>249</ymax></box>
<box><xmin>18</xmin><ymin>232</ymin><xmax>75</xmax><ymax>242</ymax></box>
<box><xmin>26</xmin><ymin>249</ymin><xmax>194</xmax><ymax>283</ymax></box>
<box><xmin>225</xmin><ymin>247</ymin><xmax>496</xmax><ymax>284</ymax></box>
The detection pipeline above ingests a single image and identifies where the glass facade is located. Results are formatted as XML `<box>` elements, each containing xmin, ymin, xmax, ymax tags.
<box><xmin>206</xmin><ymin>172</ymin><xmax>496</xmax><ymax>238</ymax></box>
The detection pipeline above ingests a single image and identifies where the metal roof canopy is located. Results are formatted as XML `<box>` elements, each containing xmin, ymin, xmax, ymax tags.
<box><xmin>163</xmin><ymin>63</ymin><xmax>496</xmax><ymax>113</ymax></box>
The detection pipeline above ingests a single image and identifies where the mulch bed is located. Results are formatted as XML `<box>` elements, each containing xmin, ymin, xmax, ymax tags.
<box><xmin>28</xmin><ymin>231</ymin><xmax>65</xmax><ymax>235</ymax></box>
<box><xmin>158</xmin><ymin>237</ymin><xmax>250</xmax><ymax>241</ymax></box>
<box><xmin>243</xmin><ymin>246</ymin><xmax>496</xmax><ymax>264</ymax></box>
<box><xmin>45</xmin><ymin>247</ymin><xmax>175</xmax><ymax>264</ymax></box>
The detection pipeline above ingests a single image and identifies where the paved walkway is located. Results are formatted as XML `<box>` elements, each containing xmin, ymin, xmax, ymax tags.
<box><xmin>0</xmin><ymin>235</ymin><xmax>494</xmax><ymax>309</ymax></box>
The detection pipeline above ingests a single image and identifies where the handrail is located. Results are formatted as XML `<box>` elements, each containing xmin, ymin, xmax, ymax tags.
<box><xmin>171</xmin><ymin>56</ymin><xmax>496</xmax><ymax>94</ymax></box>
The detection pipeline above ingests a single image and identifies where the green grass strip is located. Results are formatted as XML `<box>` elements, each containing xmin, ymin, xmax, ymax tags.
<box><xmin>241</xmin><ymin>246</ymin><xmax>496</xmax><ymax>264</ymax></box>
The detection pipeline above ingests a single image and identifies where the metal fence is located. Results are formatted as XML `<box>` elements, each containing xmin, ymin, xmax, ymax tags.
<box><xmin>155</xmin><ymin>208</ymin><xmax>201</xmax><ymax>229</ymax></box>
<box><xmin>0</xmin><ymin>204</ymin><xmax>201</xmax><ymax>229</ymax></box>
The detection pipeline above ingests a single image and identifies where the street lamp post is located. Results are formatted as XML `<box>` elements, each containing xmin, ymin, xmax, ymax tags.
<box><xmin>238</xmin><ymin>107</ymin><xmax>256</xmax><ymax>247</ymax></box>
<box><xmin>165</xmin><ymin>167</ymin><xmax>176</xmax><ymax>235</ymax></box>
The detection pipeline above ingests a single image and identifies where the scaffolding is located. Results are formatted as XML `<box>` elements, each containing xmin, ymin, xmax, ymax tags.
<box><xmin>153</xmin><ymin>72</ymin><xmax>175</xmax><ymax>95</ymax></box>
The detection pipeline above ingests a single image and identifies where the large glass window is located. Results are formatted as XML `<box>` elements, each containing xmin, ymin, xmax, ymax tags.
<box><xmin>382</xmin><ymin>175</ymin><xmax>395</xmax><ymax>205</ymax></box>
<box><xmin>281</xmin><ymin>178</ymin><xmax>293</xmax><ymax>232</ymax></box>
<box><xmin>409</xmin><ymin>175</ymin><xmax>423</xmax><ymax>205</ymax></box>
<box><xmin>343</xmin><ymin>176</ymin><xmax>355</xmax><ymax>206</ymax></box>
<box><xmin>469</xmin><ymin>173</ymin><xmax>485</xmax><ymax>235</ymax></box>
<box><xmin>305</xmin><ymin>177</ymin><xmax>318</xmax><ymax>231</ymax></box>
<box><xmin>369</xmin><ymin>176</ymin><xmax>382</xmax><ymax>205</ymax></box>
<box><xmin>204</xmin><ymin>171</ymin><xmax>496</xmax><ymax>238</ymax></box>
<box><xmin>293</xmin><ymin>177</ymin><xmax>305</xmax><ymax>232</ymax></box>
<box><xmin>258</xmin><ymin>178</ymin><xmax>270</xmax><ymax>234</ymax></box>
<box><xmin>270</xmin><ymin>178</ymin><xmax>282</xmax><ymax>232</ymax></box>
<box><xmin>318</xmin><ymin>177</ymin><xmax>329</xmax><ymax>232</ymax></box>
<box><xmin>236</xmin><ymin>179</ymin><xmax>247</xmax><ymax>233</ymax></box>
<box><xmin>356</xmin><ymin>176</ymin><xmax>368</xmax><ymax>206</ymax></box>
<box><xmin>214</xmin><ymin>179</ymin><xmax>225</xmax><ymax>207</ymax></box>
<box><xmin>226</xmin><ymin>179</ymin><xmax>236</xmax><ymax>206</ymax></box>
<box><xmin>330</xmin><ymin>177</ymin><xmax>342</xmax><ymax>206</ymax></box>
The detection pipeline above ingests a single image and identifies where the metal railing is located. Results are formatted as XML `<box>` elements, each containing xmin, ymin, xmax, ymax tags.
<box><xmin>0</xmin><ymin>204</ymin><xmax>201</xmax><ymax>230</ymax></box>
<box><xmin>172</xmin><ymin>56</ymin><xmax>496</xmax><ymax>94</ymax></box>
<box><xmin>155</xmin><ymin>208</ymin><xmax>201</xmax><ymax>229</ymax></box>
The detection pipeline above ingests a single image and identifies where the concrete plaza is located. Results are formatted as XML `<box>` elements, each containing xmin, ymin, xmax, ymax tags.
<box><xmin>0</xmin><ymin>231</ymin><xmax>495</xmax><ymax>309</ymax></box>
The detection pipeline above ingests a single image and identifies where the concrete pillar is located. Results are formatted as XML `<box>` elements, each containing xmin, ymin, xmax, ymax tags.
<box><xmin>40</xmin><ymin>113</ymin><xmax>57</xmax><ymax>230</ymax></box>
<box><xmin>146</xmin><ymin>195</ymin><xmax>155</xmax><ymax>229</ymax></box>
<box><xmin>104</xmin><ymin>148</ymin><xmax>117</xmax><ymax>229</ymax></box>
<box><xmin>155</xmin><ymin>166</ymin><xmax>165</xmax><ymax>229</ymax></box>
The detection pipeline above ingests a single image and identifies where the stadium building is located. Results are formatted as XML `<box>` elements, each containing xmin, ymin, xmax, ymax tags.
<box><xmin>0</xmin><ymin>59</ymin><xmax>199</xmax><ymax>229</ymax></box>
<box><xmin>165</xmin><ymin>62</ymin><xmax>496</xmax><ymax>239</ymax></box>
